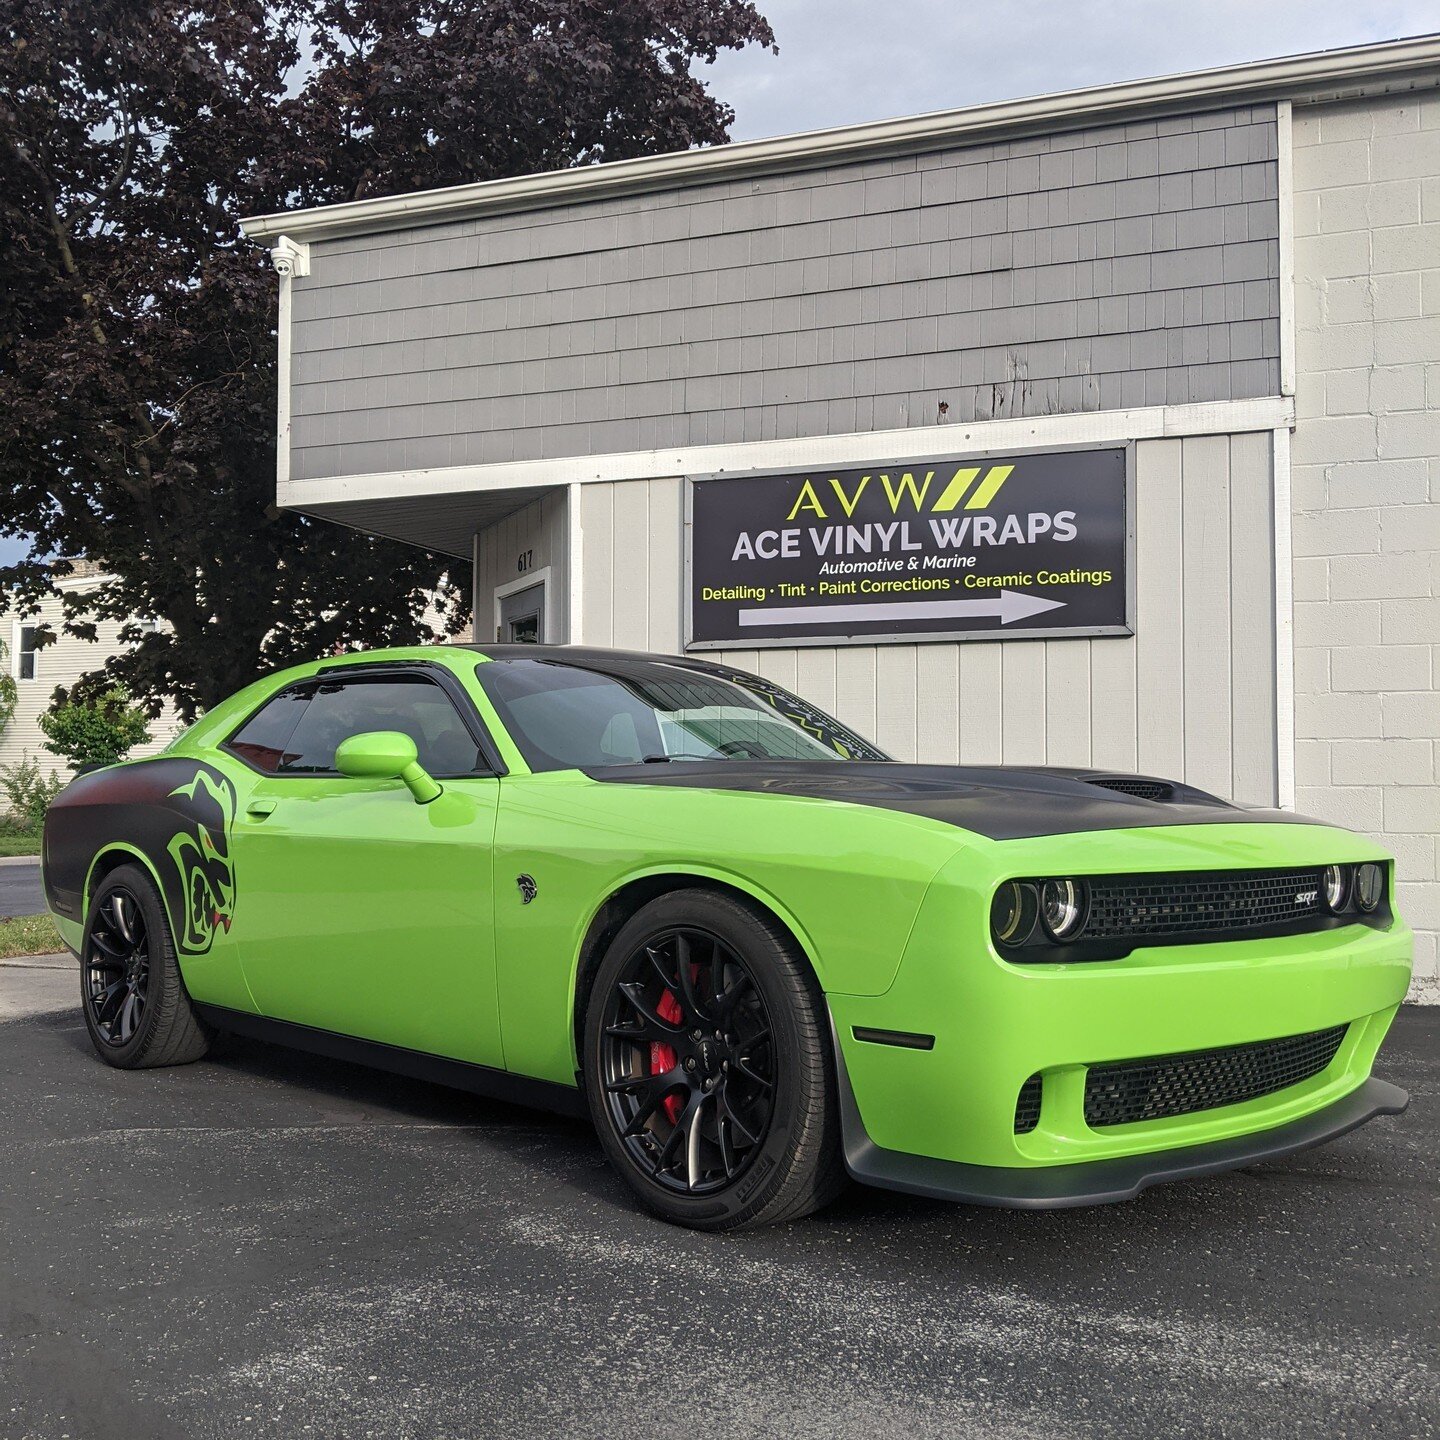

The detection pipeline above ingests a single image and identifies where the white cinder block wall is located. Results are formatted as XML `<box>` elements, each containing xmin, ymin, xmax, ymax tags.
<box><xmin>1292</xmin><ymin>93</ymin><xmax>1440</xmax><ymax>1003</ymax></box>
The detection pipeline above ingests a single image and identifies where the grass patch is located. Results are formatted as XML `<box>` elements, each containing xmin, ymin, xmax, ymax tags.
<box><xmin>0</xmin><ymin>833</ymin><xmax>41</xmax><ymax>858</ymax></box>
<box><xmin>0</xmin><ymin>913</ymin><xmax>62</xmax><ymax>959</ymax></box>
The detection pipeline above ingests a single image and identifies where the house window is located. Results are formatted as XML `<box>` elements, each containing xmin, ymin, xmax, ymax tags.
<box><xmin>16</xmin><ymin>625</ymin><xmax>38</xmax><ymax>681</ymax></box>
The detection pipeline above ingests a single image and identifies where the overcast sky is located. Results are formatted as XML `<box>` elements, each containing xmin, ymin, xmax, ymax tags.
<box><xmin>704</xmin><ymin>0</ymin><xmax>1437</xmax><ymax>140</ymax></box>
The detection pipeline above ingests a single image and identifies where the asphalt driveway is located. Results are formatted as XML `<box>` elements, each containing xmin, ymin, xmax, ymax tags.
<box><xmin>0</xmin><ymin>860</ymin><xmax>43</xmax><ymax>918</ymax></box>
<box><xmin>1</xmin><ymin>955</ymin><xmax>1434</xmax><ymax>1440</ymax></box>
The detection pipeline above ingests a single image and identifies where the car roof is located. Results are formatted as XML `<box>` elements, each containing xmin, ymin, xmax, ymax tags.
<box><xmin>458</xmin><ymin>643</ymin><xmax>737</xmax><ymax>675</ymax></box>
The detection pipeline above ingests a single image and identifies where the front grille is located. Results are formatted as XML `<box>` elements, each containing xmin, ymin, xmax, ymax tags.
<box><xmin>1014</xmin><ymin>1075</ymin><xmax>1043</xmax><ymax>1133</ymax></box>
<box><xmin>1084</xmin><ymin>1025</ymin><xmax>1348</xmax><ymax>1128</ymax></box>
<box><xmin>1084</xmin><ymin>867</ymin><xmax>1327</xmax><ymax>941</ymax></box>
<box><xmin>1089</xmin><ymin>777</ymin><xmax>1173</xmax><ymax>801</ymax></box>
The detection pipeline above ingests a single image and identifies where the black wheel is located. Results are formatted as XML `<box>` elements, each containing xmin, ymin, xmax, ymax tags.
<box><xmin>81</xmin><ymin>863</ymin><xmax>212</xmax><ymax>1069</ymax></box>
<box><xmin>583</xmin><ymin>888</ymin><xmax>846</xmax><ymax>1230</ymax></box>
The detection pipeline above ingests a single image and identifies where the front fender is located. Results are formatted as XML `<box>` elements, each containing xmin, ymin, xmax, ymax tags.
<box><xmin>491</xmin><ymin>772</ymin><xmax>973</xmax><ymax>1085</ymax></box>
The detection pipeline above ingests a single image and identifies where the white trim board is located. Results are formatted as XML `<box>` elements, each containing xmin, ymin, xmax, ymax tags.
<box><xmin>274</xmin><ymin>266</ymin><xmax>296</xmax><ymax>490</ymax></box>
<box><xmin>1276</xmin><ymin>100</ymin><xmax>1297</xmax><ymax>399</ymax></box>
<box><xmin>471</xmin><ymin>531</ymin><xmax>482</xmax><ymax>632</ymax></box>
<box><xmin>566</xmin><ymin>483</ymin><xmax>584</xmax><ymax>646</ymax></box>
<box><xmin>280</xmin><ymin>397</ymin><xmax>1295</xmax><ymax>510</ymax></box>
<box><xmin>270</xmin><ymin>236</ymin><xmax>310</xmax><ymax>493</ymax></box>
<box><xmin>1271</xmin><ymin>425</ymin><xmax>1296</xmax><ymax>810</ymax></box>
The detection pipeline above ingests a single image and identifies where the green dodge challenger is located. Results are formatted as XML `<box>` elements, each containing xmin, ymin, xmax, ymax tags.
<box><xmin>43</xmin><ymin>645</ymin><xmax>1411</xmax><ymax>1229</ymax></box>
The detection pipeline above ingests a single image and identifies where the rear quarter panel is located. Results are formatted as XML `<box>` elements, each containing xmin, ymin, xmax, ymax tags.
<box><xmin>43</xmin><ymin>756</ymin><xmax>256</xmax><ymax>1012</ymax></box>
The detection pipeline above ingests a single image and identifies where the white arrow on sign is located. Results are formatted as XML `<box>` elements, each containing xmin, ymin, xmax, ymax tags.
<box><xmin>736</xmin><ymin>589</ymin><xmax>1067</xmax><ymax>629</ymax></box>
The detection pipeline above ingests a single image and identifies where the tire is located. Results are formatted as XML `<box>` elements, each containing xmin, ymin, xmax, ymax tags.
<box><xmin>80</xmin><ymin>863</ymin><xmax>212</xmax><ymax>1069</ymax></box>
<box><xmin>583</xmin><ymin>887</ymin><xmax>847</xmax><ymax>1231</ymax></box>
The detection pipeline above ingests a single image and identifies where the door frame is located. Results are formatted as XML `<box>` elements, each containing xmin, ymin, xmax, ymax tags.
<box><xmin>221</xmin><ymin>660</ymin><xmax>508</xmax><ymax>778</ymax></box>
<box><xmin>493</xmin><ymin>567</ymin><xmax>556</xmax><ymax>644</ymax></box>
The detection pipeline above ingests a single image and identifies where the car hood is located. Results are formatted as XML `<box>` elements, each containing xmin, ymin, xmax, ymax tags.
<box><xmin>583</xmin><ymin>760</ymin><xmax>1316</xmax><ymax>842</ymax></box>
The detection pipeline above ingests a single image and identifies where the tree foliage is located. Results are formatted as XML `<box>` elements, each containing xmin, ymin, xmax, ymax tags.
<box><xmin>0</xmin><ymin>0</ymin><xmax>774</xmax><ymax>720</ymax></box>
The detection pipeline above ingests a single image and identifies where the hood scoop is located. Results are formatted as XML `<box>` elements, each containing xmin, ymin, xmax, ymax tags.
<box><xmin>1015</xmin><ymin>765</ymin><xmax>1229</xmax><ymax>807</ymax></box>
<box><xmin>1084</xmin><ymin>775</ymin><xmax>1176</xmax><ymax>802</ymax></box>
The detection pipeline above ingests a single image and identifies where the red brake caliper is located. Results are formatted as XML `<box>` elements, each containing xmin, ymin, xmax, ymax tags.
<box><xmin>651</xmin><ymin>989</ymin><xmax>684</xmax><ymax>1124</ymax></box>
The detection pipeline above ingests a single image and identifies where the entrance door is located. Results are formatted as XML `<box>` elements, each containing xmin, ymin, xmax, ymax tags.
<box><xmin>498</xmin><ymin>581</ymin><xmax>545</xmax><ymax>643</ymax></box>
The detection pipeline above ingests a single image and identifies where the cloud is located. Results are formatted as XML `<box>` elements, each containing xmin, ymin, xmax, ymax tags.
<box><xmin>702</xmin><ymin>0</ymin><xmax>1438</xmax><ymax>141</ymax></box>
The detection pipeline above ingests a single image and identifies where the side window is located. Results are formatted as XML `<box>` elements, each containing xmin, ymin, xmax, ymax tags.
<box><xmin>15</xmin><ymin>624</ymin><xmax>38</xmax><ymax>681</ymax></box>
<box><xmin>273</xmin><ymin>676</ymin><xmax>484</xmax><ymax>777</ymax></box>
<box><xmin>227</xmin><ymin>687</ymin><xmax>312</xmax><ymax>773</ymax></box>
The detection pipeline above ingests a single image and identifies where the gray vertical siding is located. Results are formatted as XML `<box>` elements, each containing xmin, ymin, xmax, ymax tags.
<box><xmin>287</xmin><ymin>106</ymin><xmax>1280</xmax><ymax>484</ymax></box>
<box><xmin>575</xmin><ymin>433</ymin><xmax>1277</xmax><ymax>803</ymax></box>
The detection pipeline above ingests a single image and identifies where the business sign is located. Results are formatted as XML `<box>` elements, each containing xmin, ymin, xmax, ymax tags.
<box><xmin>687</xmin><ymin>447</ymin><xmax>1131</xmax><ymax>649</ymax></box>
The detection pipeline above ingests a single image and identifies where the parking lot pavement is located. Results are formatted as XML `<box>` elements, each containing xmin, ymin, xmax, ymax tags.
<box><xmin>0</xmin><ymin>861</ymin><xmax>43</xmax><ymax>918</ymax></box>
<box><xmin>1</xmin><ymin>957</ymin><xmax>1435</xmax><ymax>1440</ymax></box>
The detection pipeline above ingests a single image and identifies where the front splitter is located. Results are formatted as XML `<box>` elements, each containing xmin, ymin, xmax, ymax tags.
<box><xmin>833</xmin><ymin>1036</ymin><xmax>1409</xmax><ymax>1210</ymax></box>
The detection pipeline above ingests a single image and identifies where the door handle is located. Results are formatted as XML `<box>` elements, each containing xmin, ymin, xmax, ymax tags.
<box><xmin>246</xmin><ymin>799</ymin><xmax>277</xmax><ymax>819</ymax></box>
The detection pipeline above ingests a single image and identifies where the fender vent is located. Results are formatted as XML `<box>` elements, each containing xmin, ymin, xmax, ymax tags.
<box><xmin>1084</xmin><ymin>1025</ymin><xmax>1348</xmax><ymax>1128</ymax></box>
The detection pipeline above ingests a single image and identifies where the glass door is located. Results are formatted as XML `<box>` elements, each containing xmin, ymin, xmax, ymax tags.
<box><xmin>498</xmin><ymin>581</ymin><xmax>545</xmax><ymax>643</ymax></box>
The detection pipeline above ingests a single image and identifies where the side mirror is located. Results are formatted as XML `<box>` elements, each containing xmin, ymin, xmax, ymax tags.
<box><xmin>334</xmin><ymin>730</ymin><xmax>443</xmax><ymax>804</ymax></box>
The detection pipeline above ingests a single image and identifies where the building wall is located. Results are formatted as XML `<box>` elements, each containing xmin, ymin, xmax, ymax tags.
<box><xmin>287</xmin><ymin>105</ymin><xmax>1280</xmax><ymax>483</ymax></box>
<box><xmin>3</xmin><ymin>584</ymin><xmax>183</xmax><ymax>791</ymax></box>
<box><xmin>274</xmin><ymin>68</ymin><xmax>1439</xmax><ymax>1006</ymax></box>
<box><xmin>1291</xmin><ymin>91</ymin><xmax>1440</xmax><ymax>1002</ymax></box>
<box><xmin>574</xmin><ymin>429</ymin><xmax>1279</xmax><ymax>804</ymax></box>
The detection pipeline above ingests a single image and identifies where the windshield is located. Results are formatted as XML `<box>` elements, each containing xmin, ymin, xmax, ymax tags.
<box><xmin>474</xmin><ymin>656</ymin><xmax>889</xmax><ymax>772</ymax></box>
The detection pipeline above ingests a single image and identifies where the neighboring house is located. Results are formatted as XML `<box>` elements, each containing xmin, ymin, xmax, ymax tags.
<box><xmin>2</xmin><ymin>564</ymin><xmax>182</xmax><ymax>779</ymax></box>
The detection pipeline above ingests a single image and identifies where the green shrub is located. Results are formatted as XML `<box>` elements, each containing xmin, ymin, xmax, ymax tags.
<box><xmin>0</xmin><ymin>752</ymin><xmax>63</xmax><ymax>830</ymax></box>
<box><xmin>39</xmin><ymin>683</ymin><xmax>151</xmax><ymax>769</ymax></box>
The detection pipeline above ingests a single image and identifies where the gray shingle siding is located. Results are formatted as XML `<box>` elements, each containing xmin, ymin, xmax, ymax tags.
<box><xmin>288</xmin><ymin>105</ymin><xmax>1280</xmax><ymax>482</ymax></box>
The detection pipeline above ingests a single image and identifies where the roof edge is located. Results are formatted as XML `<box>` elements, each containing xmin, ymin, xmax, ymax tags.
<box><xmin>241</xmin><ymin>32</ymin><xmax>1440</xmax><ymax>245</ymax></box>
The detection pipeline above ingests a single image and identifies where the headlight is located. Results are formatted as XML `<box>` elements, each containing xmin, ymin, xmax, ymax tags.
<box><xmin>992</xmin><ymin>881</ymin><xmax>1038</xmax><ymax>946</ymax></box>
<box><xmin>1039</xmin><ymin>878</ymin><xmax>1086</xmax><ymax>941</ymax></box>
<box><xmin>1322</xmin><ymin>864</ymin><xmax>1349</xmax><ymax>913</ymax></box>
<box><xmin>1355</xmin><ymin>863</ymin><xmax>1385</xmax><ymax>913</ymax></box>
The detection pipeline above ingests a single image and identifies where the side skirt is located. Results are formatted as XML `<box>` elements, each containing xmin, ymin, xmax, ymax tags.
<box><xmin>194</xmin><ymin>1004</ymin><xmax>587</xmax><ymax>1120</ymax></box>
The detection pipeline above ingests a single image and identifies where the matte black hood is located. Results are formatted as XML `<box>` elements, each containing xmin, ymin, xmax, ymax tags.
<box><xmin>584</xmin><ymin>761</ymin><xmax>1312</xmax><ymax>841</ymax></box>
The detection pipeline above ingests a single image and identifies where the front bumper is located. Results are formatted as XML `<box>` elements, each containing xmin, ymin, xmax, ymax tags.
<box><xmin>827</xmin><ymin>823</ymin><xmax>1414</xmax><ymax>1191</ymax></box>
<box><xmin>834</xmin><ymin>1033</ymin><xmax>1408</xmax><ymax>1207</ymax></box>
